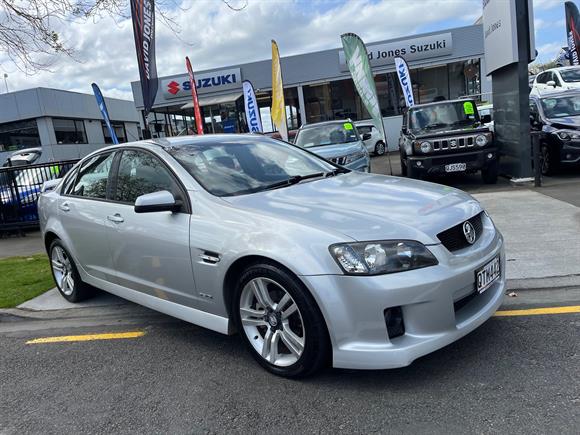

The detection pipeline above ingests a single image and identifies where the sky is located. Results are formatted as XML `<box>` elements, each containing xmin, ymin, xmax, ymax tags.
<box><xmin>0</xmin><ymin>0</ymin><xmax>573</xmax><ymax>101</ymax></box>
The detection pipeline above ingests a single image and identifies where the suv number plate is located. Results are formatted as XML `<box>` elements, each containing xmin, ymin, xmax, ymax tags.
<box><xmin>445</xmin><ymin>163</ymin><xmax>467</xmax><ymax>172</ymax></box>
<box><xmin>476</xmin><ymin>256</ymin><xmax>500</xmax><ymax>294</ymax></box>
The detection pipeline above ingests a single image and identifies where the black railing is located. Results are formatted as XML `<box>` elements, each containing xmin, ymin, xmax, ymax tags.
<box><xmin>0</xmin><ymin>160</ymin><xmax>79</xmax><ymax>231</ymax></box>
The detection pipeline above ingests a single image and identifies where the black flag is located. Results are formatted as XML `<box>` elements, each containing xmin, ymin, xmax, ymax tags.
<box><xmin>131</xmin><ymin>0</ymin><xmax>158</xmax><ymax>115</ymax></box>
<box><xmin>565</xmin><ymin>1</ymin><xmax>580</xmax><ymax>65</ymax></box>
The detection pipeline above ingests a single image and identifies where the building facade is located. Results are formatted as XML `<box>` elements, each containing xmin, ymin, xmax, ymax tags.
<box><xmin>131</xmin><ymin>25</ymin><xmax>491</xmax><ymax>148</ymax></box>
<box><xmin>0</xmin><ymin>88</ymin><xmax>141</xmax><ymax>163</ymax></box>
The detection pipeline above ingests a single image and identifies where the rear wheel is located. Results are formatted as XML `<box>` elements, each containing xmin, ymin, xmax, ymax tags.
<box><xmin>374</xmin><ymin>141</ymin><xmax>386</xmax><ymax>156</ymax></box>
<box><xmin>49</xmin><ymin>240</ymin><xmax>94</xmax><ymax>303</ymax></box>
<box><xmin>232</xmin><ymin>262</ymin><xmax>330</xmax><ymax>377</ymax></box>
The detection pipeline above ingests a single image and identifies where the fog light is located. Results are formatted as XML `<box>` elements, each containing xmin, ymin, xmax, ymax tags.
<box><xmin>566</xmin><ymin>154</ymin><xmax>572</xmax><ymax>159</ymax></box>
<box><xmin>416</xmin><ymin>161</ymin><xmax>422</xmax><ymax>167</ymax></box>
<box><xmin>487</xmin><ymin>153</ymin><xmax>493</xmax><ymax>159</ymax></box>
<box><xmin>384</xmin><ymin>306</ymin><xmax>405</xmax><ymax>339</ymax></box>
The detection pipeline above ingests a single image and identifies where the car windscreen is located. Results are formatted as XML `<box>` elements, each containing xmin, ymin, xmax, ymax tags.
<box><xmin>294</xmin><ymin>122</ymin><xmax>359</xmax><ymax>148</ymax></box>
<box><xmin>167</xmin><ymin>137</ymin><xmax>336</xmax><ymax>197</ymax></box>
<box><xmin>560</xmin><ymin>69</ymin><xmax>580</xmax><ymax>83</ymax></box>
<box><xmin>540</xmin><ymin>95</ymin><xmax>580</xmax><ymax>118</ymax></box>
<box><xmin>408</xmin><ymin>101</ymin><xmax>480</xmax><ymax>132</ymax></box>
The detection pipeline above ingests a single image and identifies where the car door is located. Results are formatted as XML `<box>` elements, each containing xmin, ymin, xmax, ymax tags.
<box><xmin>59</xmin><ymin>151</ymin><xmax>118</xmax><ymax>282</ymax></box>
<box><xmin>105</xmin><ymin>149</ymin><xmax>198</xmax><ymax>307</ymax></box>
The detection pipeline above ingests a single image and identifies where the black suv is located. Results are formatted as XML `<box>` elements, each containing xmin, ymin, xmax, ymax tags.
<box><xmin>530</xmin><ymin>90</ymin><xmax>580</xmax><ymax>175</ymax></box>
<box><xmin>399</xmin><ymin>99</ymin><xmax>498</xmax><ymax>183</ymax></box>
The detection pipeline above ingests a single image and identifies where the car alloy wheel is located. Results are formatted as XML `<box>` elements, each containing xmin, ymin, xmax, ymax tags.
<box><xmin>239</xmin><ymin>277</ymin><xmax>305</xmax><ymax>367</ymax></box>
<box><xmin>51</xmin><ymin>245</ymin><xmax>75</xmax><ymax>296</ymax></box>
<box><xmin>375</xmin><ymin>142</ymin><xmax>386</xmax><ymax>156</ymax></box>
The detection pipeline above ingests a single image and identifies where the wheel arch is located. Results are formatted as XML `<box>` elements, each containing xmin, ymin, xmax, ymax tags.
<box><xmin>44</xmin><ymin>230</ymin><xmax>60</xmax><ymax>254</ymax></box>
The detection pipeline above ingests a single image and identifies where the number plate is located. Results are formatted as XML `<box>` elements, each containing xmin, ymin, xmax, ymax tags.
<box><xmin>445</xmin><ymin>163</ymin><xmax>467</xmax><ymax>172</ymax></box>
<box><xmin>476</xmin><ymin>256</ymin><xmax>501</xmax><ymax>294</ymax></box>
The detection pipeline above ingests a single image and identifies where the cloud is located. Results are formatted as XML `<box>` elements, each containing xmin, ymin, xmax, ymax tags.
<box><xmin>0</xmin><ymin>0</ymin><xmax>480</xmax><ymax>101</ymax></box>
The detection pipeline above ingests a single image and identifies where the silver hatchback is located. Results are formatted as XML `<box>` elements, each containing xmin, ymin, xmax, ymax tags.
<box><xmin>39</xmin><ymin>134</ymin><xmax>505</xmax><ymax>377</ymax></box>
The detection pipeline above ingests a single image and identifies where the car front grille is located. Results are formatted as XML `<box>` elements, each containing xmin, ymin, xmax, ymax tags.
<box><xmin>432</xmin><ymin>135</ymin><xmax>476</xmax><ymax>151</ymax></box>
<box><xmin>330</xmin><ymin>156</ymin><xmax>348</xmax><ymax>165</ymax></box>
<box><xmin>437</xmin><ymin>212</ymin><xmax>484</xmax><ymax>252</ymax></box>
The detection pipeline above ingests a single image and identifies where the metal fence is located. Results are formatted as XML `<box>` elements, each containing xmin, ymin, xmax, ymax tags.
<box><xmin>0</xmin><ymin>160</ymin><xmax>79</xmax><ymax>232</ymax></box>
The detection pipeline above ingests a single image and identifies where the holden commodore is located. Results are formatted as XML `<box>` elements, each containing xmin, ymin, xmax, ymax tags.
<box><xmin>39</xmin><ymin>134</ymin><xmax>504</xmax><ymax>377</ymax></box>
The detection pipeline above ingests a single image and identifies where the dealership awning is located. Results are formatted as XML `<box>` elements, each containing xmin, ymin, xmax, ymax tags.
<box><xmin>180</xmin><ymin>92</ymin><xmax>242</xmax><ymax>110</ymax></box>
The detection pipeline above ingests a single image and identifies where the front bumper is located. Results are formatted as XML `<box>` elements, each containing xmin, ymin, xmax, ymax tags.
<box><xmin>300</xmin><ymin>219</ymin><xmax>505</xmax><ymax>370</ymax></box>
<box><xmin>345</xmin><ymin>156</ymin><xmax>371</xmax><ymax>172</ymax></box>
<box><xmin>560</xmin><ymin>144</ymin><xmax>580</xmax><ymax>164</ymax></box>
<box><xmin>408</xmin><ymin>148</ymin><xmax>497</xmax><ymax>175</ymax></box>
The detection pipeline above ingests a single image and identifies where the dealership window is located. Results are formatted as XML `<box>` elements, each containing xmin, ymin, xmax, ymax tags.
<box><xmin>0</xmin><ymin>119</ymin><xmax>41</xmax><ymax>152</ymax></box>
<box><xmin>53</xmin><ymin>118</ymin><xmax>88</xmax><ymax>144</ymax></box>
<box><xmin>253</xmin><ymin>87</ymin><xmax>301</xmax><ymax>133</ymax></box>
<box><xmin>101</xmin><ymin>121</ymin><xmax>128</xmax><ymax>144</ymax></box>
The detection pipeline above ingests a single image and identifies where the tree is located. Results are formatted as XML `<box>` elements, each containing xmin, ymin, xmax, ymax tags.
<box><xmin>0</xmin><ymin>0</ymin><xmax>246</xmax><ymax>74</ymax></box>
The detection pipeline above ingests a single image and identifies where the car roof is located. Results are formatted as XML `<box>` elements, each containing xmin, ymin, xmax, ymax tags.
<box><xmin>542</xmin><ymin>66</ymin><xmax>580</xmax><ymax>72</ymax></box>
<box><xmin>298</xmin><ymin>119</ymin><xmax>353</xmax><ymax>130</ymax></box>
<box><xmin>530</xmin><ymin>89</ymin><xmax>580</xmax><ymax>100</ymax></box>
<box><xmin>409</xmin><ymin>98</ymin><xmax>475</xmax><ymax>109</ymax></box>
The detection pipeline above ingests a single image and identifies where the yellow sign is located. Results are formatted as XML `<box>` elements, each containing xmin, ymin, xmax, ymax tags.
<box><xmin>343</xmin><ymin>122</ymin><xmax>353</xmax><ymax>130</ymax></box>
<box><xmin>271</xmin><ymin>40</ymin><xmax>288</xmax><ymax>141</ymax></box>
<box><xmin>463</xmin><ymin>101</ymin><xmax>474</xmax><ymax>115</ymax></box>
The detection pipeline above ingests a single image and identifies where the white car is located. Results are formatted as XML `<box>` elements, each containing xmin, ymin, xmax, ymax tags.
<box><xmin>477</xmin><ymin>104</ymin><xmax>494</xmax><ymax>132</ymax></box>
<box><xmin>355</xmin><ymin>122</ymin><xmax>387</xmax><ymax>155</ymax></box>
<box><xmin>531</xmin><ymin>67</ymin><xmax>580</xmax><ymax>95</ymax></box>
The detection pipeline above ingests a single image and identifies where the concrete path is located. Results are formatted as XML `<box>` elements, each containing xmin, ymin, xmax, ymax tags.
<box><xmin>474</xmin><ymin>189</ymin><xmax>580</xmax><ymax>289</ymax></box>
<box><xmin>18</xmin><ymin>288</ymin><xmax>125</xmax><ymax>311</ymax></box>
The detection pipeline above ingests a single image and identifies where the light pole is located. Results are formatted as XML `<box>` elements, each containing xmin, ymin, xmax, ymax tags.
<box><xmin>3</xmin><ymin>73</ymin><xmax>8</xmax><ymax>93</ymax></box>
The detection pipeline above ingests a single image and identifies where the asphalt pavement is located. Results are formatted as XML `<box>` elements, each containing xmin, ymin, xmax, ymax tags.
<box><xmin>0</xmin><ymin>287</ymin><xmax>579</xmax><ymax>434</ymax></box>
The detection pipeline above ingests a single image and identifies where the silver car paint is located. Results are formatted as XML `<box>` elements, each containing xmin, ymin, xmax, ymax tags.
<box><xmin>306</xmin><ymin>141</ymin><xmax>370</xmax><ymax>171</ymax></box>
<box><xmin>39</xmin><ymin>138</ymin><xmax>505</xmax><ymax>369</ymax></box>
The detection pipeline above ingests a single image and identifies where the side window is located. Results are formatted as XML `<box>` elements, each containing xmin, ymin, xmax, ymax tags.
<box><xmin>62</xmin><ymin>166</ymin><xmax>79</xmax><ymax>195</ymax></box>
<box><xmin>70</xmin><ymin>153</ymin><xmax>115</xmax><ymax>199</ymax></box>
<box><xmin>536</xmin><ymin>73</ymin><xmax>548</xmax><ymax>84</ymax></box>
<box><xmin>357</xmin><ymin>126</ymin><xmax>371</xmax><ymax>135</ymax></box>
<box><xmin>552</xmin><ymin>72</ymin><xmax>561</xmax><ymax>86</ymax></box>
<box><xmin>114</xmin><ymin>150</ymin><xmax>179</xmax><ymax>204</ymax></box>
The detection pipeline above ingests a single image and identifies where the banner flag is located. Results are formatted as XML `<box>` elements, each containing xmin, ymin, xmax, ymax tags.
<box><xmin>91</xmin><ymin>83</ymin><xmax>119</xmax><ymax>145</ymax></box>
<box><xmin>340</xmin><ymin>32</ymin><xmax>392</xmax><ymax>174</ymax></box>
<box><xmin>394</xmin><ymin>56</ymin><xmax>415</xmax><ymax>108</ymax></box>
<box><xmin>271</xmin><ymin>40</ymin><xmax>288</xmax><ymax>141</ymax></box>
<box><xmin>565</xmin><ymin>1</ymin><xmax>580</xmax><ymax>65</ymax></box>
<box><xmin>130</xmin><ymin>0</ymin><xmax>158</xmax><ymax>115</ymax></box>
<box><xmin>185</xmin><ymin>56</ymin><xmax>205</xmax><ymax>135</ymax></box>
<box><xmin>243</xmin><ymin>80</ymin><xmax>263</xmax><ymax>133</ymax></box>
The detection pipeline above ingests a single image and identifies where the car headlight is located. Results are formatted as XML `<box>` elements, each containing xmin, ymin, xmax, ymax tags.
<box><xmin>345</xmin><ymin>150</ymin><xmax>366</xmax><ymax>164</ymax></box>
<box><xmin>420</xmin><ymin>141</ymin><xmax>432</xmax><ymax>153</ymax></box>
<box><xmin>555</xmin><ymin>130</ymin><xmax>580</xmax><ymax>141</ymax></box>
<box><xmin>329</xmin><ymin>240</ymin><xmax>438</xmax><ymax>275</ymax></box>
<box><xmin>475</xmin><ymin>134</ymin><xmax>488</xmax><ymax>146</ymax></box>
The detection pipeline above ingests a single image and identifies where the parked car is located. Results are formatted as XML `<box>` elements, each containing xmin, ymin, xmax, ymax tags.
<box><xmin>530</xmin><ymin>66</ymin><xmax>580</xmax><ymax>96</ymax></box>
<box><xmin>399</xmin><ymin>99</ymin><xmax>498</xmax><ymax>183</ymax></box>
<box><xmin>2</xmin><ymin>147</ymin><xmax>43</xmax><ymax>167</ymax></box>
<box><xmin>354</xmin><ymin>121</ymin><xmax>387</xmax><ymax>155</ymax></box>
<box><xmin>294</xmin><ymin>120</ymin><xmax>371</xmax><ymax>172</ymax></box>
<box><xmin>39</xmin><ymin>135</ymin><xmax>505</xmax><ymax>377</ymax></box>
<box><xmin>477</xmin><ymin>103</ymin><xmax>494</xmax><ymax>132</ymax></box>
<box><xmin>530</xmin><ymin>90</ymin><xmax>580</xmax><ymax>175</ymax></box>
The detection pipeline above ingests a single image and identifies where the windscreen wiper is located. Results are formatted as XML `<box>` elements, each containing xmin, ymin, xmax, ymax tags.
<box><xmin>263</xmin><ymin>172</ymin><xmax>326</xmax><ymax>191</ymax></box>
<box><xmin>325</xmin><ymin>167</ymin><xmax>350</xmax><ymax>177</ymax></box>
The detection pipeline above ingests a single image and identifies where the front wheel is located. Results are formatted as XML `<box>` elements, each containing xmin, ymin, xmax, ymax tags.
<box><xmin>374</xmin><ymin>141</ymin><xmax>386</xmax><ymax>156</ymax></box>
<box><xmin>540</xmin><ymin>144</ymin><xmax>558</xmax><ymax>176</ymax></box>
<box><xmin>481</xmin><ymin>160</ymin><xmax>499</xmax><ymax>184</ymax></box>
<box><xmin>49</xmin><ymin>240</ymin><xmax>94</xmax><ymax>303</ymax></box>
<box><xmin>232</xmin><ymin>262</ymin><xmax>330</xmax><ymax>378</ymax></box>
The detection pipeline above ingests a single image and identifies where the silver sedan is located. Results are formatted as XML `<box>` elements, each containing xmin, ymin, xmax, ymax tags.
<box><xmin>39</xmin><ymin>134</ymin><xmax>505</xmax><ymax>377</ymax></box>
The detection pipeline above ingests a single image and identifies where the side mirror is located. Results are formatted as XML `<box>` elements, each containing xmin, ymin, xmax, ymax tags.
<box><xmin>546</xmin><ymin>80</ymin><xmax>557</xmax><ymax>88</ymax></box>
<box><xmin>134</xmin><ymin>190</ymin><xmax>181</xmax><ymax>213</ymax></box>
<box><xmin>362</xmin><ymin>132</ymin><xmax>372</xmax><ymax>141</ymax></box>
<box><xmin>481</xmin><ymin>114</ymin><xmax>492</xmax><ymax>124</ymax></box>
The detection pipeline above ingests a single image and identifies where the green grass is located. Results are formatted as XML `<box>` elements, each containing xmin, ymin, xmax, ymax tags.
<box><xmin>0</xmin><ymin>254</ymin><xmax>55</xmax><ymax>308</ymax></box>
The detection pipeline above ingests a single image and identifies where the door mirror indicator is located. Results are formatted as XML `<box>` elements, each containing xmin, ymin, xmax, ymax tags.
<box><xmin>134</xmin><ymin>190</ymin><xmax>181</xmax><ymax>213</ymax></box>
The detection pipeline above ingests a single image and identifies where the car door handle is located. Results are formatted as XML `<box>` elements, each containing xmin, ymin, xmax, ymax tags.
<box><xmin>107</xmin><ymin>214</ymin><xmax>124</xmax><ymax>223</ymax></box>
<box><xmin>59</xmin><ymin>202</ymin><xmax>70</xmax><ymax>212</ymax></box>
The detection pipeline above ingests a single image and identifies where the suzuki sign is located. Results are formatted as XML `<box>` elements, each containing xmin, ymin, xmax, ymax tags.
<box><xmin>162</xmin><ymin>68</ymin><xmax>241</xmax><ymax>99</ymax></box>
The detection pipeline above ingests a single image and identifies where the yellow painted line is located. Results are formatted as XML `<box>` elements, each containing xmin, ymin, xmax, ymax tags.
<box><xmin>494</xmin><ymin>305</ymin><xmax>580</xmax><ymax>317</ymax></box>
<box><xmin>26</xmin><ymin>331</ymin><xmax>145</xmax><ymax>344</ymax></box>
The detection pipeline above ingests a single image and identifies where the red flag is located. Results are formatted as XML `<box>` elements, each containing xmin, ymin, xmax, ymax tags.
<box><xmin>185</xmin><ymin>56</ymin><xmax>204</xmax><ymax>135</ymax></box>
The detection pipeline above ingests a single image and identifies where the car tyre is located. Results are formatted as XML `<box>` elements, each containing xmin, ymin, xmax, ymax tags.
<box><xmin>481</xmin><ymin>160</ymin><xmax>499</xmax><ymax>184</ymax></box>
<box><xmin>49</xmin><ymin>239</ymin><xmax>94</xmax><ymax>303</ymax></box>
<box><xmin>374</xmin><ymin>141</ymin><xmax>386</xmax><ymax>156</ymax></box>
<box><xmin>232</xmin><ymin>261</ymin><xmax>330</xmax><ymax>378</ymax></box>
<box><xmin>400</xmin><ymin>154</ymin><xmax>408</xmax><ymax>177</ymax></box>
<box><xmin>540</xmin><ymin>144</ymin><xmax>558</xmax><ymax>176</ymax></box>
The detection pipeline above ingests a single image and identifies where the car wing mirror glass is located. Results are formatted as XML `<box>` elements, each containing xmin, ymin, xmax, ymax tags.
<box><xmin>134</xmin><ymin>190</ymin><xmax>181</xmax><ymax>213</ymax></box>
<box><xmin>362</xmin><ymin>132</ymin><xmax>372</xmax><ymax>141</ymax></box>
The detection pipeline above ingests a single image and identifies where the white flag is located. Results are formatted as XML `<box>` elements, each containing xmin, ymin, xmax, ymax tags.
<box><xmin>394</xmin><ymin>56</ymin><xmax>415</xmax><ymax>107</ymax></box>
<box><xmin>243</xmin><ymin>80</ymin><xmax>263</xmax><ymax>133</ymax></box>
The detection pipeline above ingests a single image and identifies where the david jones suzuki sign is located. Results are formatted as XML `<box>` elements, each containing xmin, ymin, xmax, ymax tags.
<box><xmin>339</xmin><ymin>33</ymin><xmax>453</xmax><ymax>71</ymax></box>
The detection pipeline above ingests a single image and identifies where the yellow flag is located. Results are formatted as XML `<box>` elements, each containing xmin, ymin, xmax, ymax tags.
<box><xmin>271</xmin><ymin>40</ymin><xmax>288</xmax><ymax>141</ymax></box>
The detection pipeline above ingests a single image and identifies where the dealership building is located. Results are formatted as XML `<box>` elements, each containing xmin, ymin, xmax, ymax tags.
<box><xmin>0</xmin><ymin>88</ymin><xmax>140</xmax><ymax>163</ymax></box>
<box><xmin>132</xmin><ymin>24</ymin><xmax>491</xmax><ymax>148</ymax></box>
